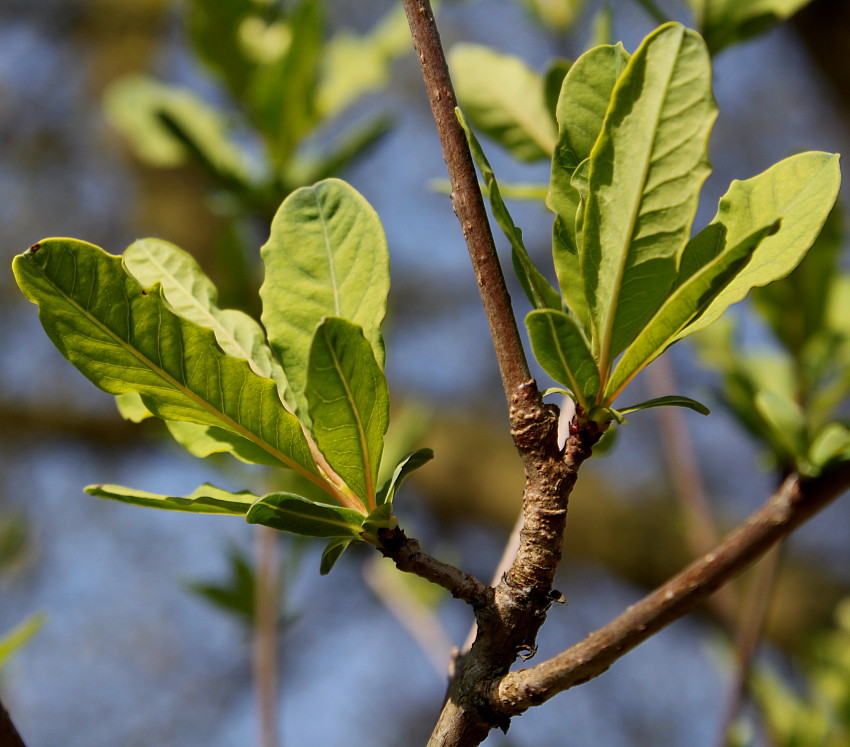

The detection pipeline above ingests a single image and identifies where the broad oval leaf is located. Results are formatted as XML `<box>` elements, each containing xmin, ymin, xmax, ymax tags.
<box><xmin>165</xmin><ymin>421</ymin><xmax>290</xmax><ymax>468</ymax></box>
<box><xmin>449</xmin><ymin>44</ymin><xmax>557</xmax><ymax>162</ymax></box>
<box><xmin>674</xmin><ymin>152</ymin><xmax>841</xmax><ymax>341</ymax></box>
<box><xmin>376</xmin><ymin>448</ymin><xmax>435</xmax><ymax>506</ymax></box>
<box><xmin>526</xmin><ymin>309</ymin><xmax>599</xmax><ymax>408</ymax></box>
<box><xmin>246</xmin><ymin>493</ymin><xmax>365</xmax><ymax>538</ymax></box>
<box><xmin>583</xmin><ymin>23</ymin><xmax>717</xmax><ymax>372</ymax></box>
<box><xmin>306</xmin><ymin>317</ymin><xmax>390</xmax><ymax>511</ymax></box>
<box><xmin>260</xmin><ymin>178</ymin><xmax>389</xmax><ymax>417</ymax></box>
<box><xmin>457</xmin><ymin>108</ymin><xmax>561</xmax><ymax>311</ymax></box>
<box><xmin>85</xmin><ymin>483</ymin><xmax>260</xmax><ymax>515</ymax></box>
<box><xmin>604</xmin><ymin>221</ymin><xmax>777</xmax><ymax>402</ymax></box>
<box><xmin>12</xmin><ymin>239</ymin><xmax>339</xmax><ymax>495</ymax></box>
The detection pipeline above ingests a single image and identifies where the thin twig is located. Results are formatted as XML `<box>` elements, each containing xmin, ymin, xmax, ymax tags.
<box><xmin>401</xmin><ymin>0</ymin><xmax>531</xmax><ymax>405</ymax></box>
<box><xmin>0</xmin><ymin>698</ymin><xmax>26</xmax><ymax>747</ymax></box>
<box><xmin>376</xmin><ymin>527</ymin><xmax>493</xmax><ymax>609</ymax></box>
<box><xmin>495</xmin><ymin>464</ymin><xmax>850</xmax><ymax>716</ymax></box>
<box><xmin>715</xmin><ymin>543</ymin><xmax>783</xmax><ymax>747</ymax></box>
<box><xmin>254</xmin><ymin>526</ymin><xmax>280</xmax><ymax>747</ymax></box>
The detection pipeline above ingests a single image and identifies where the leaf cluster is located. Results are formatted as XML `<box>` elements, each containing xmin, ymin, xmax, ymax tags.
<box><xmin>13</xmin><ymin>179</ymin><xmax>431</xmax><ymax>573</ymax></box>
<box><xmin>453</xmin><ymin>23</ymin><xmax>839</xmax><ymax>428</ymax></box>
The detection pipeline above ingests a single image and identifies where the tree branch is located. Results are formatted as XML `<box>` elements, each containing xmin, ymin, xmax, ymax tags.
<box><xmin>400</xmin><ymin>0</ymin><xmax>531</xmax><ymax>404</ymax></box>
<box><xmin>377</xmin><ymin>528</ymin><xmax>493</xmax><ymax>609</ymax></box>
<box><xmin>0</xmin><ymin>698</ymin><xmax>26</xmax><ymax>747</ymax></box>
<box><xmin>494</xmin><ymin>464</ymin><xmax>850</xmax><ymax>716</ymax></box>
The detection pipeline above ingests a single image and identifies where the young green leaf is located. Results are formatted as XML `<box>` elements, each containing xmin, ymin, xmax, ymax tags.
<box><xmin>519</xmin><ymin>0</ymin><xmax>586</xmax><ymax>30</ymax></box>
<box><xmin>376</xmin><ymin>448</ymin><xmax>435</xmax><ymax>506</ymax></box>
<box><xmin>754</xmin><ymin>389</ymin><xmax>809</xmax><ymax>464</ymax></box>
<box><xmin>674</xmin><ymin>152</ymin><xmax>841</xmax><ymax>341</ymax></box>
<box><xmin>116</xmin><ymin>392</ymin><xmax>153</xmax><ymax>423</ymax></box>
<box><xmin>526</xmin><ymin>309</ymin><xmax>599</xmax><ymax>408</ymax></box>
<box><xmin>306</xmin><ymin>318</ymin><xmax>390</xmax><ymax>511</ymax></box>
<box><xmin>807</xmin><ymin>424</ymin><xmax>850</xmax><ymax>474</ymax></box>
<box><xmin>449</xmin><ymin>44</ymin><xmax>557</xmax><ymax>162</ymax></box>
<box><xmin>260</xmin><ymin>179</ymin><xmax>389</xmax><ymax>417</ymax></box>
<box><xmin>603</xmin><ymin>221</ymin><xmax>777</xmax><ymax>403</ymax></box>
<box><xmin>617</xmin><ymin>395</ymin><xmax>710</xmax><ymax>416</ymax></box>
<box><xmin>13</xmin><ymin>239</ymin><xmax>332</xmax><ymax>493</ymax></box>
<box><xmin>124</xmin><ymin>237</ymin><xmax>294</xmax><ymax>409</ymax></box>
<box><xmin>583</xmin><ymin>23</ymin><xmax>717</xmax><ymax>372</ymax></box>
<box><xmin>320</xmin><ymin>538</ymin><xmax>353</xmax><ymax>575</ymax></box>
<box><xmin>457</xmin><ymin>108</ymin><xmax>561</xmax><ymax>310</ymax></box>
<box><xmin>246</xmin><ymin>493</ymin><xmax>365</xmax><ymax>538</ymax></box>
<box><xmin>85</xmin><ymin>483</ymin><xmax>260</xmax><ymax>515</ymax></box>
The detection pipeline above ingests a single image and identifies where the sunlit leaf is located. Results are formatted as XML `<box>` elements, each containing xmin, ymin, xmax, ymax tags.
<box><xmin>306</xmin><ymin>318</ymin><xmax>389</xmax><ymax>511</ymax></box>
<box><xmin>85</xmin><ymin>483</ymin><xmax>260</xmax><ymax>515</ymax></box>
<box><xmin>583</xmin><ymin>23</ymin><xmax>716</xmax><ymax>372</ymax></box>
<box><xmin>674</xmin><ymin>152</ymin><xmax>841</xmax><ymax>341</ymax></box>
<box><xmin>754</xmin><ymin>389</ymin><xmax>808</xmax><ymax>463</ymax></box>
<box><xmin>449</xmin><ymin>44</ymin><xmax>557</xmax><ymax>162</ymax></box>
<box><xmin>526</xmin><ymin>309</ymin><xmax>599</xmax><ymax>408</ymax></box>
<box><xmin>808</xmin><ymin>424</ymin><xmax>850</xmax><ymax>474</ymax></box>
<box><xmin>377</xmin><ymin>448</ymin><xmax>434</xmax><ymax>506</ymax></box>
<box><xmin>457</xmin><ymin>108</ymin><xmax>561</xmax><ymax>310</ymax></box>
<box><xmin>13</xmin><ymin>239</ymin><xmax>326</xmax><ymax>488</ymax></box>
<box><xmin>0</xmin><ymin>613</ymin><xmax>45</xmax><ymax>671</ymax></box>
<box><xmin>604</xmin><ymin>221</ymin><xmax>776</xmax><ymax>402</ymax></box>
<box><xmin>518</xmin><ymin>0</ymin><xmax>586</xmax><ymax>29</ymax></box>
<box><xmin>260</xmin><ymin>179</ymin><xmax>389</xmax><ymax>418</ymax></box>
<box><xmin>116</xmin><ymin>392</ymin><xmax>153</xmax><ymax>423</ymax></box>
<box><xmin>165</xmin><ymin>421</ymin><xmax>290</xmax><ymax>468</ymax></box>
<box><xmin>247</xmin><ymin>493</ymin><xmax>365</xmax><ymax>537</ymax></box>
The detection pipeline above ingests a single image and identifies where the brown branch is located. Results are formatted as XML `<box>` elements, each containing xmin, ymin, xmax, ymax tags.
<box><xmin>401</xmin><ymin>0</ymin><xmax>531</xmax><ymax>403</ymax></box>
<box><xmin>253</xmin><ymin>526</ymin><xmax>280</xmax><ymax>747</ymax></box>
<box><xmin>494</xmin><ymin>463</ymin><xmax>850</xmax><ymax>716</ymax></box>
<box><xmin>0</xmin><ymin>698</ymin><xmax>26</xmax><ymax>747</ymax></box>
<box><xmin>377</xmin><ymin>528</ymin><xmax>493</xmax><ymax>609</ymax></box>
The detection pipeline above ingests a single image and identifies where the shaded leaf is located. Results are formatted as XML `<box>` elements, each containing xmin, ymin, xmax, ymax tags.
<box><xmin>543</xmin><ymin>58</ymin><xmax>571</xmax><ymax>124</ymax></box>
<box><xmin>808</xmin><ymin>424</ymin><xmax>850</xmax><ymax>474</ymax></box>
<box><xmin>519</xmin><ymin>0</ymin><xmax>586</xmax><ymax>29</ymax></box>
<box><xmin>449</xmin><ymin>44</ymin><xmax>557</xmax><ymax>162</ymax></box>
<box><xmin>526</xmin><ymin>309</ymin><xmax>599</xmax><ymax>408</ymax></box>
<box><xmin>698</xmin><ymin>0</ymin><xmax>816</xmax><ymax>56</ymax></box>
<box><xmin>754</xmin><ymin>389</ymin><xmax>808</xmax><ymax>463</ymax></box>
<box><xmin>306</xmin><ymin>318</ymin><xmax>389</xmax><ymax>510</ymax></box>
<box><xmin>604</xmin><ymin>221</ymin><xmax>776</xmax><ymax>402</ymax></box>
<box><xmin>457</xmin><ymin>108</ymin><xmax>561</xmax><ymax>310</ymax></box>
<box><xmin>13</xmin><ymin>239</ymin><xmax>326</xmax><ymax>488</ymax></box>
<box><xmin>617</xmin><ymin>395</ymin><xmax>710</xmax><ymax>416</ymax></box>
<box><xmin>674</xmin><ymin>152</ymin><xmax>841</xmax><ymax>341</ymax></box>
<box><xmin>320</xmin><ymin>538</ymin><xmax>352</xmax><ymax>575</ymax></box>
<box><xmin>377</xmin><ymin>448</ymin><xmax>434</xmax><ymax>506</ymax></box>
<box><xmin>583</xmin><ymin>23</ymin><xmax>716</xmax><ymax>377</ymax></box>
<box><xmin>247</xmin><ymin>493</ymin><xmax>365</xmax><ymax>538</ymax></box>
<box><xmin>85</xmin><ymin>483</ymin><xmax>260</xmax><ymax>515</ymax></box>
<box><xmin>260</xmin><ymin>179</ymin><xmax>389</xmax><ymax>417</ymax></box>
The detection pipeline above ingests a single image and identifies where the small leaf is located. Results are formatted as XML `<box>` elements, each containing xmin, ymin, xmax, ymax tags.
<box><xmin>617</xmin><ymin>395</ymin><xmax>710</xmax><ymax>416</ymax></box>
<box><xmin>519</xmin><ymin>0</ymin><xmax>586</xmax><ymax>30</ymax></box>
<box><xmin>306</xmin><ymin>318</ymin><xmax>390</xmax><ymax>510</ymax></box>
<box><xmin>583</xmin><ymin>23</ymin><xmax>716</xmax><ymax>372</ymax></box>
<box><xmin>85</xmin><ymin>483</ymin><xmax>260</xmax><ymax>515</ymax></box>
<box><xmin>604</xmin><ymin>221</ymin><xmax>776</xmax><ymax>403</ymax></box>
<box><xmin>246</xmin><ymin>493</ymin><xmax>365</xmax><ymax>538</ymax></box>
<box><xmin>674</xmin><ymin>152</ymin><xmax>841</xmax><ymax>341</ymax></box>
<box><xmin>376</xmin><ymin>448</ymin><xmax>434</xmax><ymax>506</ymax></box>
<box><xmin>320</xmin><ymin>538</ymin><xmax>353</xmax><ymax>575</ymax></box>
<box><xmin>116</xmin><ymin>392</ymin><xmax>153</xmax><ymax>423</ymax></box>
<box><xmin>14</xmin><ymin>239</ymin><xmax>331</xmax><ymax>494</ymax></box>
<box><xmin>260</xmin><ymin>179</ymin><xmax>389</xmax><ymax>417</ymax></box>
<box><xmin>807</xmin><ymin>424</ymin><xmax>850</xmax><ymax>474</ymax></box>
<box><xmin>526</xmin><ymin>309</ymin><xmax>599</xmax><ymax>408</ymax></box>
<box><xmin>449</xmin><ymin>44</ymin><xmax>557</xmax><ymax>161</ymax></box>
<box><xmin>457</xmin><ymin>108</ymin><xmax>561</xmax><ymax>310</ymax></box>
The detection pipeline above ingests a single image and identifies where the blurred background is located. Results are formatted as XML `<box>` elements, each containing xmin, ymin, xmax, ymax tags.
<box><xmin>1</xmin><ymin>0</ymin><xmax>849</xmax><ymax>745</ymax></box>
